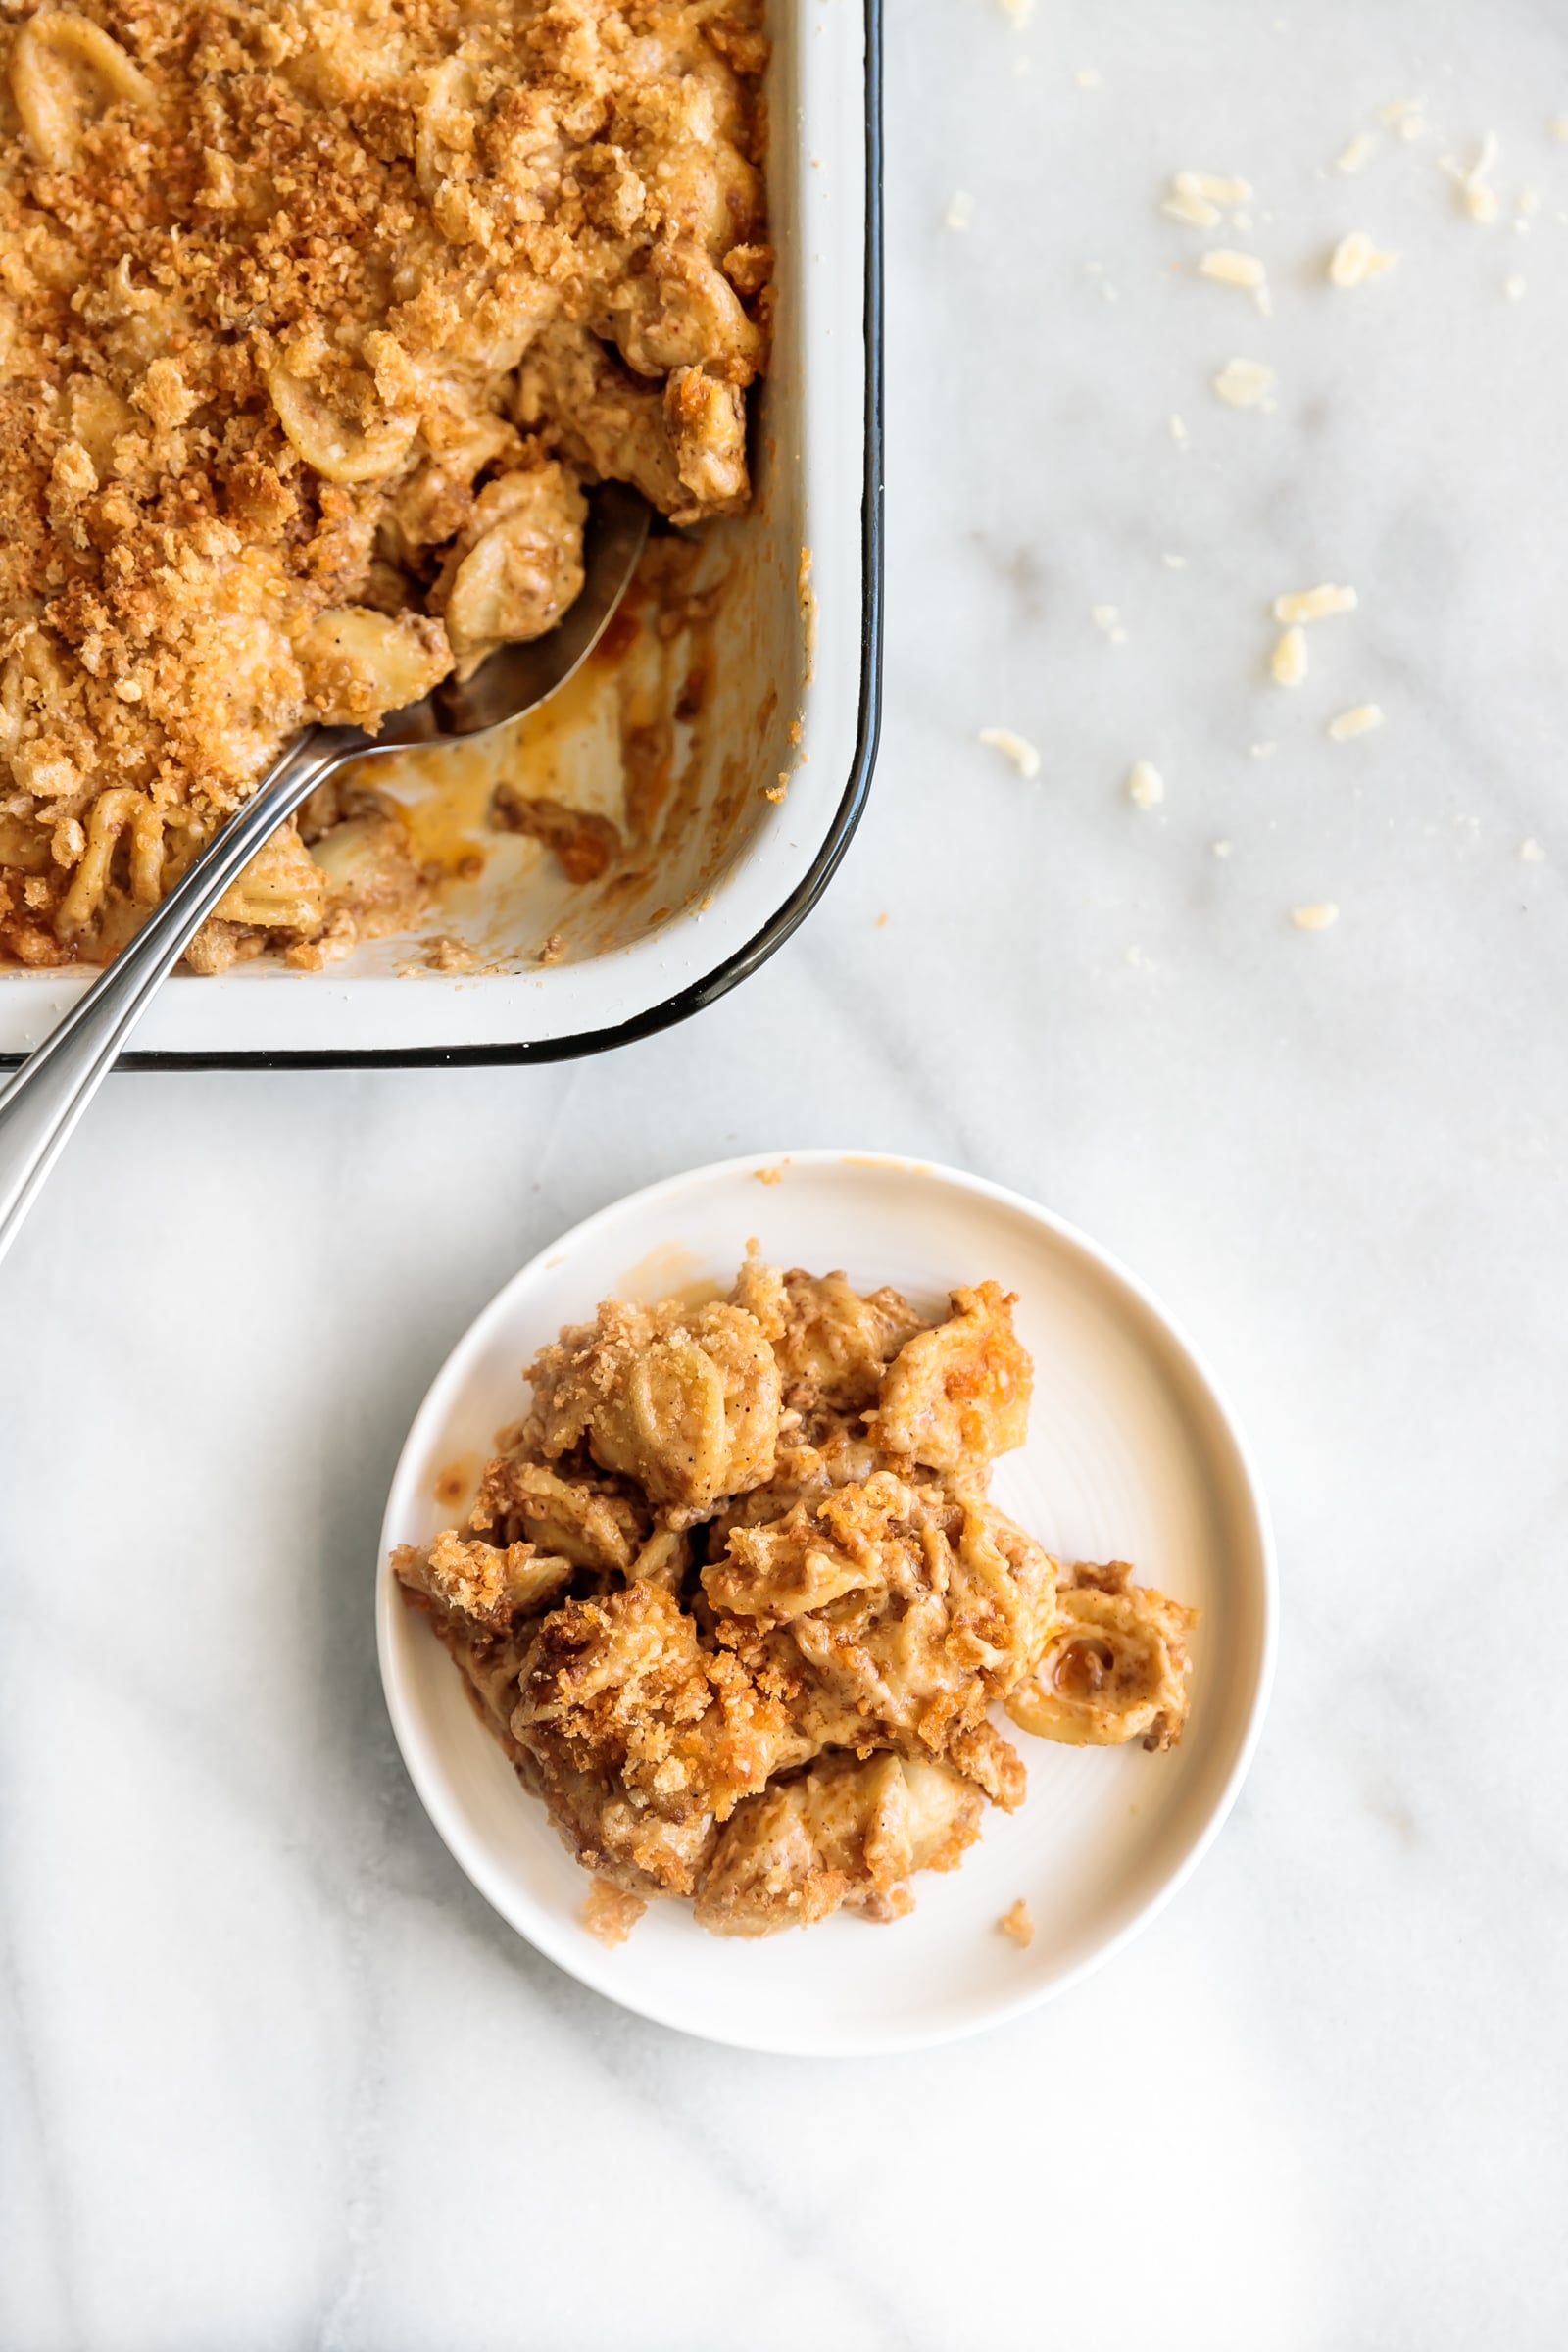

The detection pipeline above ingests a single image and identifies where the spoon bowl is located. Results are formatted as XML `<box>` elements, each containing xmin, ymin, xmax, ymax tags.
<box><xmin>368</xmin><ymin>482</ymin><xmax>651</xmax><ymax>753</ymax></box>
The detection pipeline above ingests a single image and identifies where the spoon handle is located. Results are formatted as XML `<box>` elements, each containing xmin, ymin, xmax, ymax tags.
<box><xmin>0</xmin><ymin>723</ymin><xmax>363</xmax><ymax>1268</ymax></box>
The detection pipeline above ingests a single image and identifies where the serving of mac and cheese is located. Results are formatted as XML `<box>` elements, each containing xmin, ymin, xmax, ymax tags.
<box><xmin>0</xmin><ymin>0</ymin><xmax>771</xmax><ymax>973</ymax></box>
<box><xmin>392</xmin><ymin>1254</ymin><xmax>1199</xmax><ymax>1941</ymax></box>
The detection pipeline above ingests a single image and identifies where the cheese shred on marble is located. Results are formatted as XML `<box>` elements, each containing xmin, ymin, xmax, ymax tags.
<box><xmin>978</xmin><ymin>727</ymin><xmax>1041</xmax><ymax>778</ymax></box>
<box><xmin>1328</xmin><ymin>704</ymin><xmax>1385</xmax><ymax>740</ymax></box>
<box><xmin>1459</xmin><ymin>133</ymin><xmax>1501</xmax><ymax>222</ymax></box>
<box><xmin>1213</xmin><ymin>358</ymin><xmax>1277</xmax><ymax>409</ymax></box>
<box><xmin>1271</xmin><ymin>625</ymin><xmax>1309</xmax><ymax>686</ymax></box>
<box><xmin>1199</xmin><ymin>247</ymin><xmax>1267</xmax><ymax>291</ymax></box>
<box><xmin>1273</xmin><ymin>584</ymin><xmax>1358</xmax><ymax>624</ymax></box>
<box><xmin>1165</xmin><ymin>190</ymin><xmax>1219</xmax><ymax>227</ymax></box>
<box><xmin>1328</xmin><ymin>230</ymin><xmax>1398</xmax><ymax>287</ymax></box>
<box><xmin>1166</xmin><ymin>170</ymin><xmax>1252</xmax><ymax>226</ymax></box>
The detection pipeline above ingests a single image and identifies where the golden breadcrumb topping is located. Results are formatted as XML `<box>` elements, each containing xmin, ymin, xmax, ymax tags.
<box><xmin>999</xmin><ymin>1896</ymin><xmax>1034</xmax><ymax>1947</ymax></box>
<box><xmin>0</xmin><ymin>0</ymin><xmax>770</xmax><ymax>965</ymax></box>
<box><xmin>392</xmin><ymin>1254</ymin><xmax>1201</xmax><ymax>1941</ymax></box>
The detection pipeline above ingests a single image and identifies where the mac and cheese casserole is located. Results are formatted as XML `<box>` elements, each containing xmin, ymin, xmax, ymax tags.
<box><xmin>393</xmin><ymin>1255</ymin><xmax>1200</xmax><ymax>1941</ymax></box>
<box><xmin>0</xmin><ymin>0</ymin><xmax>771</xmax><ymax>969</ymax></box>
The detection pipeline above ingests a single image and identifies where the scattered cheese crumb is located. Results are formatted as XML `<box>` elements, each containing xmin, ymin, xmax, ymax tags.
<box><xmin>978</xmin><ymin>726</ymin><xmax>1041</xmax><ymax>779</ymax></box>
<box><xmin>1167</xmin><ymin>171</ymin><xmax>1252</xmax><ymax>224</ymax></box>
<box><xmin>1212</xmin><ymin>839</ymin><xmax>1234</xmax><ymax>858</ymax></box>
<box><xmin>1505</xmin><ymin>274</ymin><xmax>1527</xmax><ymax>300</ymax></box>
<box><xmin>1076</xmin><ymin>66</ymin><xmax>1101</xmax><ymax>89</ymax></box>
<box><xmin>1213</xmin><ymin>357</ymin><xmax>1278</xmax><ymax>410</ymax></box>
<box><xmin>1328</xmin><ymin>702</ymin><xmax>1385</xmax><ymax>740</ymax></box>
<box><xmin>1166</xmin><ymin>191</ymin><xmax>1220</xmax><ymax>230</ymax></box>
<box><xmin>1520</xmin><ymin>838</ymin><xmax>1545</xmax><ymax>862</ymax></box>
<box><xmin>945</xmin><ymin>190</ymin><xmax>975</xmax><ymax>232</ymax></box>
<box><xmin>1250</xmin><ymin>741</ymin><xmax>1277</xmax><ymax>759</ymax></box>
<box><xmin>1337</xmin><ymin>131</ymin><xmax>1377</xmax><ymax>174</ymax></box>
<box><xmin>1164</xmin><ymin>185</ymin><xmax>1221</xmax><ymax>228</ymax></box>
<box><xmin>1292</xmin><ymin>903</ymin><xmax>1340</xmax><ymax>931</ymax></box>
<box><xmin>1551</xmin><ymin>116</ymin><xmax>1568</xmax><ymax>144</ymax></box>
<box><xmin>1185</xmin><ymin>170</ymin><xmax>1254</xmax><ymax>203</ymax></box>
<box><xmin>1380</xmin><ymin>100</ymin><xmax>1430</xmax><ymax>143</ymax></box>
<box><xmin>996</xmin><ymin>0</ymin><xmax>1034</xmax><ymax>22</ymax></box>
<box><xmin>1271</xmin><ymin>625</ymin><xmax>1308</xmax><ymax>686</ymax></box>
<box><xmin>1092</xmin><ymin>603</ymin><xmax>1126</xmax><ymax>642</ymax></box>
<box><xmin>999</xmin><ymin>1899</ymin><xmax>1035</xmax><ymax>1948</ymax></box>
<box><xmin>1273</xmin><ymin>583</ymin><xmax>1358</xmax><ymax>624</ymax></box>
<box><xmin>1461</xmin><ymin>133</ymin><xmax>1501</xmax><ymax>222</ymax></box>
<box><xmin>1169</xmin><ymin>413</ymin><xmax>1191</xmax><ymax>451</ymax></box>
<box><xmin>1519</xmin><ymin>185</ymin><xmax>1542</xmax><ymax>218</ymax></box>
<box><xmin>1200</xmin><ymin>247</ymin><xmax>1268</xmax><ymax>291</ymax></box>
<box><xmin>1163</xmin><ymin>552</ymin><xmax>1188</xmax><ymax>568</ymax></box>
<box><xmin>1127</xmin><ymin>760</ymin><xmax>1165</xmax><ymax>808</ymax></box>
<box><xmin>1328</xmin><ymin>229</ymin><xmax>1399</xmax><ymax>287</ymax></box>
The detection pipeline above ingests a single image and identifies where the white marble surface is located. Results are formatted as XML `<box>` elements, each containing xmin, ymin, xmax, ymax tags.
<box><xmin>5</xmin><ymin>1</ymin><xmax>1568</xmax><ymax>2342</ymax></box>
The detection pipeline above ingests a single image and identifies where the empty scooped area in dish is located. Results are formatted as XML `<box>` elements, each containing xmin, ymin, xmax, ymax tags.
<box><xmin>360</xmin><ymin>519</ymin><xmax>807</xmax><ymax>976</ymax></box>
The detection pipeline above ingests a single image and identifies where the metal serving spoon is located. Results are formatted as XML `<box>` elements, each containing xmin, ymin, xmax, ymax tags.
<box><xmin>0</xmin><ymin>481</ymin><xmax>649</xmax><ymax>1270</ymax></box>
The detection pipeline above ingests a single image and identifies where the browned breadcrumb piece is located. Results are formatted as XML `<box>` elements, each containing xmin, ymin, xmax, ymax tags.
<box><xmin>999</xmin><ymin>1897</ymin><xmax>1035</xmax><ymax>1947</ymax></box>
<box><xmin>0</xmin><ymin>0</ymin><xmax>771</xmax><ymax>970</ymax></box>
<box><xmin>491</xmin><ymin>782</ymin><xmax>621</xmax><ymax>881</ymax></box>
<box><xmin>389</xmin><ymin>1257</ymin><xmax>1199</xmax><ymax>1936</ymax></box>
<box><xmin>582</xmin><ymin>1877</ymin><xmax>647</xmax><ymax>1946</ymax></box>
<box><xmin>423</xmin><ymin>934</ymin><xmax>478</xmax><ymax>973</ymax></box>
<box><xmin>537</xmin><ymin>928</ymin><xmax>566</xmax><ymax>965</ymax></box>
<box><xmin>754</xmin><ymin>1165</ymin><xmax>784</xmax><ymax>1185</ymax></box>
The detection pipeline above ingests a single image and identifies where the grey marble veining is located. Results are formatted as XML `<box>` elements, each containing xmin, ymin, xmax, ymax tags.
<box><xmin>5</xmin><ymin>0</ymin><xmax>1568</xmax><ymax>2343</ymax></box>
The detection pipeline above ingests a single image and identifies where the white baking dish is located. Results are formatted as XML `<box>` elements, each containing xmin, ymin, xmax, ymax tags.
<box><xmin>0</xmin><ymin>0</ymin><xmax>882</xmax><ymax>1069</ymax></box>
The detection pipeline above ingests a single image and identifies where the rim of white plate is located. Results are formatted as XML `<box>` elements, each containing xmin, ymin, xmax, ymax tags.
<box><xmin>376</xmin><ymin>1152</ymin><xmax>1278</xmax><ymax>2055</ymax></box>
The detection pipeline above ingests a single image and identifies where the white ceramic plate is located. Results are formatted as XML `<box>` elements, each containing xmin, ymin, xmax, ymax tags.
<box><xmin>376</xmin><ymin>1152</ymin><xmax>1276</xmax><ymax>2055</ymax></box>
